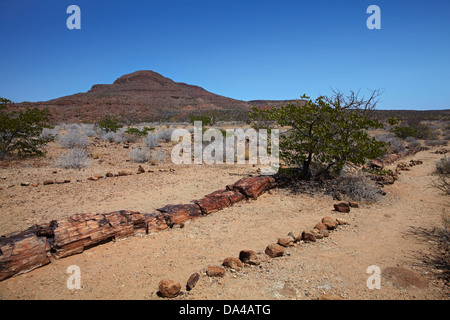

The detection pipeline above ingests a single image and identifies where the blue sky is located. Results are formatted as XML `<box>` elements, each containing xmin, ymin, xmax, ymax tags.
<box><xmin>0</xmin><ymin>0</ymin><xmax>449</xmax><ymax>110</ymax></box>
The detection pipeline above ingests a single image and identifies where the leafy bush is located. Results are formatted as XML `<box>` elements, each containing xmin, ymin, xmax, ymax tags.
<box><xmin>97</xmin><ymin>115</ymin><xmax>123</xmax><ymax>133</ymax></box>
<box><xmin>391</xmin><ymin>125</ymin><xmax>416</xmax><ymax>139</ymax></box>
<box><xmin>125</xmin><ymin>126</ymin><xmax>154</xmax><ymax>137</ymax></box>
<box><xmin>249</xmin><ymin>90</ymin><xmax>387</xmax><ymax>179</ymax></box>
<box><xmin>0</xmin><ymin>98</ymin><xmax>54</xmax><ymax>159</ymax></box>
<box><xmin>57</xmin><ymin>148</ymin><xmax>89</xmax><ymax>169</ymax></box>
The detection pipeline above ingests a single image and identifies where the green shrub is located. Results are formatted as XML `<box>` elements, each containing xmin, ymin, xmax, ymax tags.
<box><xmin>0</xmin><ymin>98</ymin><xmax>54</xmax><ymax>159</ymax></box>
<box><xmin>97</xmin><ymin>115</ymin><xmax>123</xmax><ymax>133</ymax></box>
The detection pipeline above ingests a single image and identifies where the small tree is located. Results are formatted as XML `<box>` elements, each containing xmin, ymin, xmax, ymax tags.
<box><xmin>97</xmin><ymin>115</ymin><xmax>123</xmax><ymax>133</ymax></box>
<box><xmin>249</xmin><ymin>90</ymin><xmax>386</xmax><ymax>179</ymax></box>
<box><xmin>0</xmin><ymin>98</ymin><xmax>54</xmax><ymax>159</ymax></box>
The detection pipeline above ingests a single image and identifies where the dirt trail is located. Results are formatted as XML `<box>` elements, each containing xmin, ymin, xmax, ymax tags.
<box><xmin>0</xmin><ymin>148</ymin><xmax>448</xmax><ymax>300</ymax></box>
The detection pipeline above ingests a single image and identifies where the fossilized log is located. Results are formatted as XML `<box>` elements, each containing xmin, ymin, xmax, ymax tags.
<box><xmin>156</xmin><ymin>204</ymin><xmax>203</xmax><ymax>228</ymax></box>
<box><xmin>0</xmin><ymin>227</ymin><xmax>51</xmax><ymax>281</ymax></box>
<box><xmin>226</xmin><ymin>176</ymin><xmax>275</xmax><ymax>199</ymax></box>
<box><xmin>144</xmin><ymin>213</ymin><xmax>170</xmax><ymax>234</ymax></box>
<box><xmin>52</xmin><ymin>211</ymin><xmax>146</xmax><ymax>259</ymax></box>
<box><xmin>194</xmin><ymin>189</ymin><xmax>246</xmax><ymax>214</ymax></box>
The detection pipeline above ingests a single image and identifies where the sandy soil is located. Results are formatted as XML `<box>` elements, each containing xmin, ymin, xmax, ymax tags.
<box><xmin>0</xmin><ymin>140</ymin><xmax>448</xmax><ymax>300</ymax></box>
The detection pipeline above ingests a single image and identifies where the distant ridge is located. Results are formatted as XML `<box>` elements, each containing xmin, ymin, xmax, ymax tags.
<box><xmin>8</xmin><ymin>70</ymin><xmax>298</xmax><ymax>124</ymax></box>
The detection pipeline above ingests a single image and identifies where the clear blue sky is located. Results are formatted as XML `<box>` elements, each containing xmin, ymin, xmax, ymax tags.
<box><xmin>0</xmin><ymin>0</ymin><xmax>449</xmax><ymax>110</ymax></box>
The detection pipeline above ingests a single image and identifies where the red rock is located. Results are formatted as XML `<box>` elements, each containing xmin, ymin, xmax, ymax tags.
<box><xmin>334</xmin><ymin>202</ymin><xmax>350</xmax><ymax>213</ymax></box>
<box><xmin>158</xmin><ymin>280</ymin><xmax>181</xmax><ymax>298</ymax></box>
<box><xmin>186</xmin><ymin>273</ymin><xmax>200</xmax><ymax>291</ymax></box>
<box><xmin>314</xmin><ymin>222</ymin><xmax>328</xmax><ymax>231</ymax></box>
<box><xmin>207</xmin><ymin>266</ymin><xmax>225</xmax><ymax>277</ymax></box>
<box><xmin>277</xmin><ymin>236</ymin><xmax>295</xmax><ymax>247</ymax></box>
<box><xmin>239</xmin><ymin>250</ymin><xmax>260</xmax><ymax>265</ymax></box>
<box><xmin>301</xmin><ymin>231</ymin><xmax>317</xmax><ymax>242</ymax></box>
<box><xmin>222</xmin><ymin>257</ymin><xmax>243</xmax><ymax>270</ymax></box>
<box><xmin>265</xmin><ymin>243</ymin><xmax>285</xmax><ymax>258</ymax></box>
<box><xmin>348</xmin><ymin>201</ymin><xmax>359</xmax><ymax>208</ymax></box>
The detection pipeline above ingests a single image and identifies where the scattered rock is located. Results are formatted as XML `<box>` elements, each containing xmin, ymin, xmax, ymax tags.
<box><xmin>239</xmin><ymin>250</ymin><xmax>260</xmax><ymax>265</ymax></box>
<box><xmin>31</xmin><ymin>183</ymin><xmax>39</xmax><ymax>187</ymax></box>
<box><xmin>301</xmin><ymin>231</ymin><xmax>317</xmax><ymax>242</ymax></box>
<box><xmin>117</xmin><ymin>170</ymin><xmax>132</xmax><ymax>176</ymax></box>
<box><xmin>106</xmin><ymin>172</ymin><xmax>114</xmax><ymax>177</ymax></box>
<box><xmin>277</xmin><ymin>236</ymin><xmax>295</xmax><ymax>247</ymax></box>
<box><xmin>137</xmin><ymin>165</ymin><xmax>145</xmax><ymax>174</ymax></box>
<box><xmin>43</xmin><ymin>180</ymin><xmax>54</xmax><ymax>185</ymax></box>
<box><xmin>265</xmin><ymin>243</ymin><xmax>285</xmax><ymax>258</ymax></box>
<box><xmin>334</xmin><ymin>202</ymin><xmax>350</xmax><ymax>213</ymax></box>
<box><xmin>206</xmin><ymin>266</ymin><xmax>225</xmax><ymax>277</ymax></box>
<box><xmin>321</xmin><ymin>217</ymin><xmax>338</xmax><ymax>230</ymax></box>
<box><xmin>336</xmin><ymin>218</ymin><xmax>349</xmax><ymax>225</ymax></box>
<box><xmin>87</xmin><ymin>176</ymin><xmax>99</xmax><ymax>181</ymax></box>
<box><xmin>186</xmin><ymin>273</ymin><xmax>200</xmax><ymax>291</ymax></box>
<box><xmin>313</xmin><ymin>222</ymin><xmax>328</xmax><ymax>231</ymax></box>
<box><xmin>348</xmin><ymin>201</ymin><xmax>359</xmax><ymax>208</ymax></box>
<box><xmin>158</xmin><ymin>280</ymin><xmax>181</xmax><ymax>298</ymax></box>
<box><xmin>20</xmin><ymin>182</ymin><xmax>30</xmax><ymax>187</ymax></box>
<box><xmin>222</xmin><ymin>257</ymin><xmax>244</xmax><ymax>270</ymax></box>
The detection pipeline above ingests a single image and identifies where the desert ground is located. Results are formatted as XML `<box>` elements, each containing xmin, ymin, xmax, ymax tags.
<box><xmin>0</xmin><ymin>124</ymin><xmax>448</xmax><ymax>300</ymax></box>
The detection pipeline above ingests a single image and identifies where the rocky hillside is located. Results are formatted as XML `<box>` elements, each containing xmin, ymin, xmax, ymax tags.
<box><xmin>9</xmin><ymin>71</ymin><xmax>296</xmax><ymax>124</ymax></box>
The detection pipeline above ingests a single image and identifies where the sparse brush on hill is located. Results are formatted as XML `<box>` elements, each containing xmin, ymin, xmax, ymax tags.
<box><xmin>143</xmin><ymin>133</ymin><xmax>159</xmax><ymax>149</ymax></box>
<box><xmin>157</xmin><ymin>128</ymin><xmax>175</xmax><ymax>143</ymax></box>
<box><xmin>374</xmin><ymin>133</ymin><xmax>406</xmax><ymax>154</ymax></box>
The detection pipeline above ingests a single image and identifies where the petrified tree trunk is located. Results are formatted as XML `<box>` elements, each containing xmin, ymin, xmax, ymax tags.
<box><xmin>0</xmin><ymin>227</ymin><xmax>51</xmax><ymax>281</ymax></box>
<box><xmin>156</xmin><ymin>204</ymin><xmax>203</xmax><ymax>228</ymax></box>
<box><xmin>226</xmin><ymin>176</ymin><xmax>275</xmax><ymax>199</ymax></box>
<box><xmin>52</xmin><ymin>211</ymin><xmax>146</xmax><ymax>259</ymax></box>
<box><xmin>194</xmin><ymin>189</ymin><xmax>246</xmax><ymax>215</ymax></box>
<box><xmin>144</xmin><ymin>212</ymin><xmax>170</xmax><ymax>234</ymax></box>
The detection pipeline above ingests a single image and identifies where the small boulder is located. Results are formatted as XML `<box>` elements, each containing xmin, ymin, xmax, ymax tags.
<box><xmin>348</xmin><ymin>201</ymin><xmax>359</xmax><ymax>208</ymax></box>
<box><xmin>277</xmin><ymin>236</ymin><xmax>295</xmax><ymax>247</ymax></box>
<box><xmin>222</xmin><ymin>257</ymin><xmax>243</xmax><ymax>270</ymax></box>
<box><xmin>206</xmin><ymin>266</ymin><xmax>225</xmax><ymax>277</ymax></box>
<box><xmin>186</xmin><ymin>273</ymin><xmax>200</xmax><ymax>291</ymax></box>
<box><xmin>301</xmin><ymin>231</ymin><xmax>317</xmax><ymax>242</ymax></box>
<box><xmin>265</xmin><ymin>243</ymin><xmax>285</xmax><ymax>258</ymax></box>
<box><xmin>137</xmin><ymin>165</ymin><xmax>145</xmax><ymax>174</ymax></box>
<box><xmin>158</xmin><ymin>280</ymin><xmax>181</xmax><ymax>298</ymax></box>
<box><xmin>43</xmin><ymin>180</ymin><xmax>54</xmax><ymax>185</ymax></box>
<box><xmin>334</xmin><ymin>202</ymin><xmax>350</xmax><ymax>213</ymax></box>
<box><xmin>106</xmin><ymin>172</ymin><xmax>114</xmax><ymax>177</ymax></box>
<box><xmin>239</xmin><ymin>250</ymin><xmax>260</xmax><ymax>265</ymax></box>
<box><xmin>313</xmin><ymin>222</ymin><xmax>328</xmax><ymax>231</ymax></box>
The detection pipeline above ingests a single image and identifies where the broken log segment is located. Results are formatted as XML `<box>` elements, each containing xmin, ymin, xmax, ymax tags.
<box><xmin>52</xmin><ymin>211</ymin><xmax>146</xmax><ymax>259</ymax></box>
<box><xmin>156</xmin><ymin>204</ymin><xmax>203</xmax><ymax>228</ymax></box>
<box><xmin>226</xmin><ymin>176</ymin><xmax>275</xmax><ymax>199</ymax></box>
<box><xmin>0</xmin><ymin>227</ymin><xmax>51</xmax><ymax>281</ymax></box>
<box><xmin>144</xmin><ymin>212</ymin><xmax>170</xmax><ymax>234</ymax></box>
<box><xmin>193</xmin><ymin>189</ymin><xmax>246</xmax><ymax>215</ymax></box>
